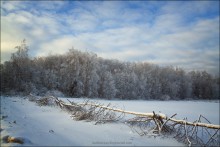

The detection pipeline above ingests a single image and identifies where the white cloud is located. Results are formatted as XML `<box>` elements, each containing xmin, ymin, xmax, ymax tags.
<box><xmin>1</xmin><ymin>2</ymin><xmax>16</xmax><ymax>11</ymax></box>
<box><xmin>1</xmin><ymin>13</ymin><xmax>28</xmax><ymax>62</ymax></box>
<box><xmin>0</xmin><ymin>1</ymin><xmax>219</xmax><ymax>75</ymax></box>
<box><xmin>1</xmin><ymin>1</ymin><xmax>25</xmax><ymax>12</ymax></box>
<box><xmin>36</xmin><ymin>35</ymin><xmax>90</xmax><ymax>57</ymax></box>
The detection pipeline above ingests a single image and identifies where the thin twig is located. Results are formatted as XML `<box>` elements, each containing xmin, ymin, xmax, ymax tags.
<box><xmin>184</xmin><ymin>118</ymin><xmax>192</xmax><ymax>146</ymax></box>
<box><xmin>205</xmin><ymin>129</ymin><xmax>219</xmax><ymax>146</ymax></box>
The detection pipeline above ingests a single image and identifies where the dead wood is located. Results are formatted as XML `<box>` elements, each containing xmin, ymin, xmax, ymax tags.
<box><xmin>77</xmin><ymin>101</ymin><xmax>220</xmax><ymax>129</ymax></box>
<box><xmin>2</xmin><ymin>135</ymin><xmax>24</xmax><ymax>144</ymax></box>
<box><xmin>29</xmin><ymin>95</ymin><xmax>220</xmax><ymax>146</ymax></box>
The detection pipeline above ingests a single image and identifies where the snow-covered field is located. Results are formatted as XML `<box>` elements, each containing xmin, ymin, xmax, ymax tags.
<box><xmin>1</xmin><ymin>96</ymin><xmax>219</xmax><ymax>146</ymax></box>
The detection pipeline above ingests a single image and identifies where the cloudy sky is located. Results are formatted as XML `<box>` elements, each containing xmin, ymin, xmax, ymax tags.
<box><xmin>1</xmin><ymin>1</ymin><xmax>219</xmax><ymax>75</ymax></box>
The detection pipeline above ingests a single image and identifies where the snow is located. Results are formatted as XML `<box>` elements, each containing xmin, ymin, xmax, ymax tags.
<box><xmin>1</xmin><ymin>96</ymin><xmax>219</xmax><ymax>146</ymax></box>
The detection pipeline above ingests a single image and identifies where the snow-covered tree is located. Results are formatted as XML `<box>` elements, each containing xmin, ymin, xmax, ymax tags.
<box><xmin>10</xmin><ymin>39</ymin><xmax>32</xmax><ymax>93</ymax></box>
<box><xmin>2</xmin><ymin>41</ymin><xmax>219</xmax><ymax>100</ymax></box>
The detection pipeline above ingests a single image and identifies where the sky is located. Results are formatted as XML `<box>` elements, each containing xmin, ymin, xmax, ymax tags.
<box><xmin>1</xmin><ymin>1</ymin><xmax>219</xmax><ymax>75</ymax></box>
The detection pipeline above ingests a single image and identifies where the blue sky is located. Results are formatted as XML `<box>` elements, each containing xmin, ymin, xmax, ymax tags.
<box><xmin>1</xmin><ymin>1</ymin><xmax>219</xmax><ymax>75</ymax></box>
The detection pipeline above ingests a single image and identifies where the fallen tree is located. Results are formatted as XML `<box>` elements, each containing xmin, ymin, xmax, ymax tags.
<box><xmin>27</xmin><ymin>95</ymin><xmax>220</xmax><ymax>146</ymax></box>
<box><xmin>75</xmin><ymin>101</ymin><xmax>220</xmax><ymax>129</ymax></box>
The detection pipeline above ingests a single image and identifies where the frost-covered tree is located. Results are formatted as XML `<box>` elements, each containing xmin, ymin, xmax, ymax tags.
<box><xmin>98</xmin><ymin>70</ymin><xmax>116</xmax><ymax>99</ymax></box>
<box><xmin>1</xmin><ymin>41</ymin><xmax>219</xmax><ymax>99</ymax></box>
<box><xmin>200</xmin><ymin>71</ymin><xmax>213</xmax><ymax>99</ymax></box>
<box><xmin>10</xmin><ymin>39</ymin><xmax>32</xmax><ymax>93</ymax></box>
<box><xmin>211</xmin><ymin>76</ymin><xmax>220</xmax><ymax>99</ymax></box>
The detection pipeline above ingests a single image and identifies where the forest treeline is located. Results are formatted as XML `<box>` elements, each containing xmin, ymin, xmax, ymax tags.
<box><xmin>1</xmin><ymin>40</ymin><xmax>219</xmax><ymax>100</ymax></box>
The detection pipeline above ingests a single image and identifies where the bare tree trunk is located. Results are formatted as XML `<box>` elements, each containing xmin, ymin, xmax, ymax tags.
<box><xmin>76</xmin><ymin>102</ymin><xmax>220</xmax><ymax>129</ymax></box>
